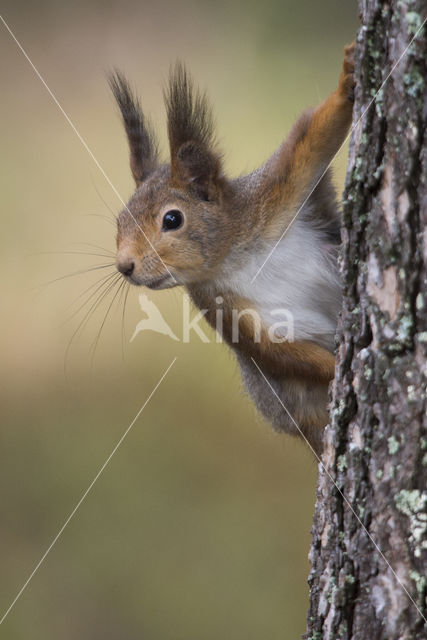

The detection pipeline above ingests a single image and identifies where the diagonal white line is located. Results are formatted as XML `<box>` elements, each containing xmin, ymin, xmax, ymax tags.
<box><xmin>0</xmin><ymin>357</ymin><xmax>177</xmax><ymax>626</ymax></box>
<box><xmin>0</xmin><ymin>14</ymin><xmax>176</xmax><ymax>283</ymax></box>
<box><xmin>251</xmin><ymin>18</ymin><xmax>427</xmax><ymax>283</ymax></box>
<box><xmin>251</xmin><ymin>357</ymin><xmax>427</xmax><ymax>624</ymax></box>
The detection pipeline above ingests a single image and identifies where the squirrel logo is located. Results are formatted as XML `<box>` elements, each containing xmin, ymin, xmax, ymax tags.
<box><xmin>130</xmin><ymin>293</ymin><xmax>179</xmax><ymax>342</ymax></box>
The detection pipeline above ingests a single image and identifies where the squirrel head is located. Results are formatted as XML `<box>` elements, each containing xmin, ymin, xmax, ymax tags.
<box><xmin>110</xmin><ymin>63</ymin><xmax>235</xmax><ymax>290</ymax></box>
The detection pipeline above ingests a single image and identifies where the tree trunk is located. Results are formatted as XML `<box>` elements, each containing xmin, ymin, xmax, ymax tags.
<box><xmin>305</xmin><ymin>3</ymin><xmax>426</xmax><ymax>640</ymax></box>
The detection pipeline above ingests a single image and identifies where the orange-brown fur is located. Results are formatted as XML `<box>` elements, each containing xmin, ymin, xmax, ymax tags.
<box><xmin>190</xmin><ymin>286</ymin><xmax>335</xmax><ymax>383</ymax></box>
<box><xmin>110</xmin><ymin>45</ymin><xmax>355</xmax><ymax>456</ymax></box>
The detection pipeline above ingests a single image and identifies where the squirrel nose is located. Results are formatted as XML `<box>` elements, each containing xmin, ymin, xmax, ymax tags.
<box><xmin>117</xmin><ymin>259</ymin><xmax>135</xmax><ymax>277</ymax></box>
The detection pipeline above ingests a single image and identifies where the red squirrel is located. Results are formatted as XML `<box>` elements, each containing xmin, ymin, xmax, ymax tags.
<box><xmin>110</xmin><ymin>44</ymin><xmax>355</xmax><ymax>455</ymax></box>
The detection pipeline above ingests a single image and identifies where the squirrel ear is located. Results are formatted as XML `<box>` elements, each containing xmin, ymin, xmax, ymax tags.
<box><xmin>175</xmin><ymin>141</ymin><xmax>222</xmax><ymax>200</ymax></box>
<box><xmin>165</xmin><ymin>62</ymin><xmax>223</xmax><ymax>200</ymax></box>
<box><xmin>108</xmin><ymin>70</ymin><xmax>158</xmax><ymax>186</ymax></box>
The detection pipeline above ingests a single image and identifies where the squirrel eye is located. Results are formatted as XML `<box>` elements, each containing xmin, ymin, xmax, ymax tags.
<box><xmin>162</xmin><ymin>209</ymin><xmax>184</xmax><ymax>231</ymax></box>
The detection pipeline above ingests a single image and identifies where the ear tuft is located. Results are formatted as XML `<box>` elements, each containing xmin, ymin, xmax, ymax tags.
<box><xmin>164</xmin><ymin>62</ymin><xmax>223</xmax><ymax>199</ymax></box>
<box><xmin>108</xmin><ymin>70</ymin><xmax>158</xmax><ymax>186</ymax></box>
<box><xmin>164</xmin><ymin>62</ymin><xmax>215</xmax><ymax>158</ymax></box>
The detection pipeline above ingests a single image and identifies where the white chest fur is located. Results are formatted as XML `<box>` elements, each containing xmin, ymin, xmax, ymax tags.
<box><xmin>215</xmin><ymin>220</ymin><xmax>341</xmax><ymax>351</ymax></box>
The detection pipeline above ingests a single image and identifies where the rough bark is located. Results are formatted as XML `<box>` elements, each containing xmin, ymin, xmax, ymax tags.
<box><xmin>305</xmin><ymin>3</ymin><xmax>426</xmax><ymax>640</ymax></box>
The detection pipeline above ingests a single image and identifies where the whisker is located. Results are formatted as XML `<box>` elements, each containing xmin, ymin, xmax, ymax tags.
<box><xmin>64</xmin><ymin>274</ymin><xmax>122</xmax><ymax>373</ymax></box>
<box><xmin>114</xmin><ymin>278</ymin><xmax>127</xmax><ymax>324</ymax></box>
<box><xmin>90</xmin><ymin>175</ymin><xmax>117</xmax><ymax>220</ymax></box>
<box><xmin>83</xmin><ymin>213</ymin><xmax>116</xmax><ymax>227</ymax></box>
<box><xmin>61</xmin><ymin>271</ymin><xmax>118</xmax><ymax>326</ymax></box>
<box><xmin>64</xmin><ymin>270</ymin><xmax>117</xmax><ymax>311</ymax></box>
<box><xmin>89</xmin><ymin>276</ymin><xmax>124</xmax><ymax>363</ymax></box>
<box><xmin>121</xmin><ymin>282</ymin><xmax>131</xmax><ymax>360</ymax></box>
<box><xmin>114</xmin><ymin>279</ymin><xmax>128</xmax><ymax>359</ymax></box>
<box><xmin>33</xmin><ymin>250</ymin><xmax>115</xmax><ymax>259</ymax></box>
<box><xmin>115</xmin><ymin>278</ymin><xmax>127</xmax><ymax>313</ymax></box>
<box><xmin>36</xmin><ymin>263</ymin><xmax>115</xmax><ymax>290</ymax></box>
<box><xmin>67</xmin><ymin>275</ymin><xmax>121</xmax><ymax>347</ymax></box>
<box><xmin>71</xmin><ymin>242</ymin><xmax>116</xmax><ymax>257</ymax></box>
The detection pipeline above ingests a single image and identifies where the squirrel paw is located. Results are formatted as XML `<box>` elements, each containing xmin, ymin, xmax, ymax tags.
<box><xmin>339</xmin><ymin>42</ymin><xmax>355</xmax><ymax>102</ymax></box>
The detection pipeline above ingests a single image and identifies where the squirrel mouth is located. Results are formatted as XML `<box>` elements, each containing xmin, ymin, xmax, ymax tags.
<box><xmin>144</xmin><ymin>274</ymin><xmax>178</xmax><ymax>290</ymax></box>
<box><xmin>124</xmin><ymin>272</ymin><xmax>177</xmax><ymax>289</ymax></box>
<box><xmin>145</xmin><ymin>275</ymin><xmax>170</xmax><ymax>289</ymax></box>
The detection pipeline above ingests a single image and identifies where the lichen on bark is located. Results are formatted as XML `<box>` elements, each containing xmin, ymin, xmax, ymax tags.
<box><xmin>305</xmin><ymin>2</ymin><xmax>426</xmax><ymax>639</ymax></box>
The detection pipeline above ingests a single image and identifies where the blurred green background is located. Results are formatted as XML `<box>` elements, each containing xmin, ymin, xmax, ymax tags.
<box><xmin>0</xmin><ymin>1</ymin><xmax>358</xmax><ymax>638</ymax></box>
